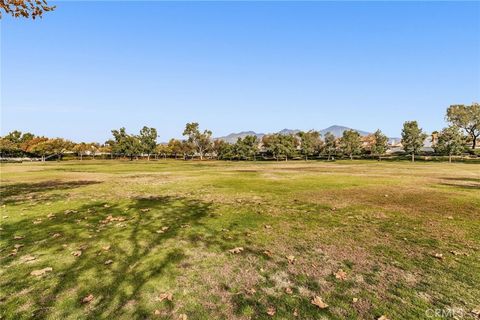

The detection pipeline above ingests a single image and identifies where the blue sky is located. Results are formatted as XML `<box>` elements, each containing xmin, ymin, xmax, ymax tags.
<box><xmin>1</xmin><ymin>1</ymin><xmax>479</xmax><ymax>142</ymax></box>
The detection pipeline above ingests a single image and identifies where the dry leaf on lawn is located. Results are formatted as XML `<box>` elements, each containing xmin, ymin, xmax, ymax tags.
<box><xmin>82</xmin><ymin>294</ymin><xmax>94</xmax><ymax>303</ymax></box>
<box><xmin>267</xmin><ymin>306</ymin><xmax>276</xmax><ymax>316</ymax></box>
<box><xmin>228</xmin><ymin>247</ymin><xmax>244</xmax><ymax>254</ymax></box>
<box><xmin>246</xmin><ymin>288</ymin><xmax>256</xmax><ymax>295</ymax></box>
<box><xmin>157</xmin><ymin>292</ymin><xmax>173</xmax><ymax>302</ymax></box>
<box><xmin>311</xmin><ymin>296</ymin><xmax>328</xmax><ymax>309</ymax></box>
<box><xmin>30</xmin><ymin>267</ymin><xmax>52</xmax><ymax>276</ymax></box>
<box><xmin>286</xmin><ymin>255</ymin><xmax>296</xmax><ymax>264</ymax></box>
<box><xmin>334</xmin><ymin>269</ymin><xmax>347</xmax><ymax>280</ymax></box>
<box><xmin>71</xmin><ymin>250</ymin><xmax>82</xmax><ymax>257</ymax></box>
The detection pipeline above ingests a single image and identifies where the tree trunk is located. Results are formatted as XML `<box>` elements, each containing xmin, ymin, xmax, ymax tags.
<box><xmin>147</xmin><ymin>154</ymin><xmax>150</xmax><ymax>161</ymax></box>
<box><xmin>449</xmin><ymin>154</ymin><xmax>452</xmax><ymax>163</ymax></box>
<box><xmin>411</xmin><ymin>153</ymin><xmax>415</xmax><ymax>162</ymax></box>
<box><xmin>305</xmin><ymin>155</ymin><xmax>308</xmax><ymax>161</ymax></box>
<box><xmin>80</xmin><ymin>154</ymin><xmax>83</xmax><ymax>160</ymax></box>
<box><xmin>350</xmin><ymin>154</ymin><xmax>353</xmax><ymax>160</ymax></box>
<box><xmin>472</xmin><ymin>134</ymin><xmax>477</xmax><ymax>150</ymax></box>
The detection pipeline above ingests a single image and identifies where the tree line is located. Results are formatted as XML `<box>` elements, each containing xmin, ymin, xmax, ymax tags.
<box><xmin>1</xmin><ymin>103</ymin><xmax>478</xmax><ymax>163</ymax></box>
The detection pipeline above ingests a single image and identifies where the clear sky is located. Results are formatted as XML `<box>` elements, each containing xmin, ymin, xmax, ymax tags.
<box><xmin>1</xmin><ymin>1</ymin><xmax>479</xmax><ymax>142</ymax></box>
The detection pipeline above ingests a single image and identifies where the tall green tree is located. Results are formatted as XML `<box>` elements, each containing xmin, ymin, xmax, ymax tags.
<box><xmin>262</xmin><ymin>134</ymin><xmax>297</xmax><ymax>161</ymax></box>
<box><xmin>182</xmin><ymin>122</ymin><xmax>212</xmax><ymax>160</ymax></box>
<box><xmin>297</xmin><ymin>130</ymin><xmax>322</xmax><ymax>161</ymax></box>
<box><xmin>323</xmin><ymin>132</ymin><xmax>337</xmax><ymax>160</ymax></box>
<box><xmin>401</xmin><ymin>121</ymin><xmax>427</xmax><ymax>162</ymax></box>
<box><xmin>110</xmin><ymin>128</ymin><xmax>142</xmax><ymax>160</ymax></box>
<box><xmin>213</xmin><ymin>140</ymin><xmax>235</xmax><ymax>160</ymax></box>
<box><xmin>340</xmin><ymin>129</ymin><xmax>362</xmax><ymax>160</ymax></box>
<box><xmin>139</xmin><ymin>126</ymin><xmax>158</xmax><ymax>160</ymax></box>
<box><xmin>371</xmin><ymin>129</ymin><xmax>389</xmax><ymax>160</ymax></box>
<box><xmin>446</xmin><ymin>103</ymin><xmax>480</xmax><ymax>150</ymax></box>
<box><xmin>235</xmin><ymin>135</ymin><xmax>259</xmax><ymax>160</ymax></box>
<box><xmin>434</xmin><ymin>126</ymin><xmax>466</xmax><ymax>162</ymax></box>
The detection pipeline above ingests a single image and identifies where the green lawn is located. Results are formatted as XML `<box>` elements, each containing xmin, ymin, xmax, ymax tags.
<box><xmin>1</xmin><ymin>160</ymin><xmax>479</xmax><ymax>320</ymax></box>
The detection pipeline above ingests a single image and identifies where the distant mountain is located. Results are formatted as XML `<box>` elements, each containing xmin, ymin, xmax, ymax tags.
<box><xmin>277</xmin><ymin>128</ymin><xmax>301</xmax><ymax>135</ymax></box>
<box><xmin>319</xmin><ymin>125</ymin><xmax>370</xmax><ymax>137</ymax></box>
<box><xmin>217</xmin><ymin>125</ymin><xmax>369</xmax><ymax>143</ymax></box>
<box><xmin>215</xmin><ymin>131</ymin><xmax>265</xmax><ymax>144</ymax></box>
<box><xmin>216</xmin><ymin>125</ymin><xmax>402</xmax><ymax>144</ymax></box>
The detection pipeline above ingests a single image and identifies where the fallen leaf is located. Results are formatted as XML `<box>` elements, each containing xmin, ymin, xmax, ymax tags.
<box><xmin>52</xmin><ymin>233</ymin><xmax>61</xmax><ymax>238</ymax></box>
<box><xmin>14</xmin><ymin>244</ymin><xmax>24</xmax><ymax>249</ymax></box>
<box><xmin>334</xmin><ymin>269</ymin><xmax>347</xmax><ymax>280</ymax></box>
<box><xmin>157</xmin><ymin>292</ymin><xmax>173</xmax><ymax>302</ymax></box>
<box><xmin>285</xmin><ymin>287</ymin><xmax>293</xmax><ymax>294</ymax></box>
<box><xmin>266</xmin><ymin>306</ymin><xmax>276</xmax><ymax>316</ymax></box>
<box><xmin>30</xmin><ymin>267</ymin><xmax>52</xmax><ymax>276</ymax></box>
<box><xmin>14</xmin><ymin>235</ymin><xmax>25</xmax><ymax>240</ymax></box>
<box><xmin>264</xmin><ymin>225</ymin><xmax>272</xmax><ymax>229</ymax></box>
<box><xmin>33</xmin><ymin>219</ymin><xmax>43</xmax><ymax>225</ymax></box>
<box><xmin>140</xmin><ymin>208</ymin><xmax>150</xmax><ymax>212</ymax></box>
<box><xmin>102</xmin><ymin>245</ymin><xmax>111</xmax><ymax>251</ymax></box>
<box><xmin>447</xmin><ymin>216</ymin><xmax>454</xmax><ymax>220</ymax></box>
<box><xmin>178</xmin><ymin>314</ymin><xmax>188</xmax><ymax>320</ymax></box>
<box><xmin>378</xmin><ymin>316</ymin><xmax>390</xmax><ymax>320</ymax></box>
<box><xmin>82</xmin><ymin>294</ymin><xmax>94</xmax><ymax>303</ymax></box>
<box><xmin>154</xmin><ymin>309</ymin><xmax>161</xmax><ymax>316</ymax></box>
<box><xmin>433</xmin><ymin>253</ymin><xmax>443</xmax><ymax>259</ymax></box>
<box><xmin>105</xmin><ymin>260</ymin><xmax>113</xmax><ymax>265</ymax></box>
<box><xmin>293</xmin><ymin>308</ymin><xmax>298</xmax><ymax>317</ymax></box>
<box><xmin>311</xmin><ymin>296</ymin><xmax>328</xmax><ymax>309</ymax></box>
<box><xmin>71</xmin><ymin>250</ymin><xmax>82</xmax><ymax>257</ymax></box>
<box><xmin>263</xmin><ymin>250</ymin><xmax>273</xmax><ymax>257</ymax></box>
<box><xmin>471</xmin><ymin>308</ymin><xmax>480</xmax><ymax>316</ymax></box>
<box><xmin>246</xmin><ymin>288</ymin><xmax>256</xmax><ymax>295</ymax></box>
<box><xmin>103</xmin><ymin>204</ymin><xmax>111</xmax><ymax>208</ymax></box>
<box><xmin>352</xmin><ymin>297</ymin><xmax>359</xmax><ymax>303</ymax></box>
<box><xmin>20</xmin><ymin>255</ymin><xmax>36</xmax><ymax>263</ymax></box>
<box><xmin>286</xmin><ymin>255</ymin><xmax>296</xmax><ymax>264</ymax></box>
<box><xmin>228</xmin><ymin>247</ymin><xmax>244</xmax><ymax>254</ymax></box>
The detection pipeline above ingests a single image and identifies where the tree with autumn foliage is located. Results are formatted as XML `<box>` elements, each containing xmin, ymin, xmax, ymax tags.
<box><xmin>0</xmin><ymin>0</ymin><xmax>55</xmax><ymax>19</ymax></box>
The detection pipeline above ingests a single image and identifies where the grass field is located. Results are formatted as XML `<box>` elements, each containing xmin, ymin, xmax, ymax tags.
<box><xmin>1</xmin><ymin>160</ymin><xmax>479</xmax><ymax>320</ymax></box>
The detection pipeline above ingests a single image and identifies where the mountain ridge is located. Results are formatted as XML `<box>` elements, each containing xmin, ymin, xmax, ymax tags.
<box><xmin>215</xmin><ymin>125</ymin><xmax>395</xmax><ymax>143</ymax></box>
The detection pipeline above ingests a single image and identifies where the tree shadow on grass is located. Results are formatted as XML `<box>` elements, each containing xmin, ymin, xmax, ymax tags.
<box><xmin>0</xmin><ymin>180</ymin><xmax>101</xmax><ymax>204</ymax></box>
<box><xmin>0</xmin><ymin>195</ymin><xmax>214</xmax><ymax>319</ymax></box>
<box><xmin>439</xmin><ymin>177</ymin><xmax>480</xmax><ymax>190</ymax></box>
